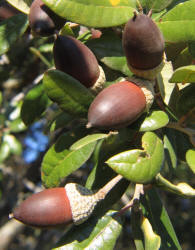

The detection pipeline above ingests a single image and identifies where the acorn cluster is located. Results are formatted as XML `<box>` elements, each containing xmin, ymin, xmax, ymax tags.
<box><xmin>10</xmin><ymin>10</ymin><xmax>165</xmax><ymax>228</ymax></box>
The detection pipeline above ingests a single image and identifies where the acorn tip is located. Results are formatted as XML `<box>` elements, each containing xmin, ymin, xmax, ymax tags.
<box><xmin>86</xmin><ymin>122</ymin><xmax>92</xmax><ymax>129</ymax></box>
<box><xmin>9</xmin><ymin>213</ymin><xmax>14</xmax><ymax>219</ymax></box>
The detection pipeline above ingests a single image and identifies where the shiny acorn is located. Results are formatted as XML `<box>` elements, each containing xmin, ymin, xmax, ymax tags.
<box><xmin>87</xmin><ymin>79</ymin><xmax>154</xmax><ymax>130</ymax></box>
<box><xmin>122</xmin><ymin>12</ymin><xmax>165</xmax><ymax>80</ymax></box>
<box><xmin>53</xmin><ymin>35</ymin><xmax>105</xmax><ymax>89</ymax></box>
<box><xmin>29</xmin><ymin>0</ymin><xmax>65</xmax><ymax>36</ymax></box>
<box><xmin>0</xmin><ymin>1</ymin><xmax>20</xmax><ymax>21</ymax></box>
<box><xmin>10</xmin><ymin>176</ymin><xmax>122</xmax><ymax>227</ymax></box>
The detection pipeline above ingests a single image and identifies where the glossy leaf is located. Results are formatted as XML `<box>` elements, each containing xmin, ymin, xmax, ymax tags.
<box><xmin>0</xmin><ymin>92</ymin><xmax>2</xmax><ymax>106</ymax></box>
<box><xmin>106</xmin><ymin>132</ymin><xmax>164</xmax><ymax>184</ymax></box>
<box><xmin>0</xmin><ymin>141</ymin><xmax>10</xmax><ymax>163</ymax></box>
<box><xmin>70</xmin><ymin>133</ymin><xmax>109</xmax><ymax>150</ymax></box>
<box><xmin>158</xmin><ymin>1</ymin><xmax>195</xmax><ymax>43</ymax></box>
<box><xmin>87</xmin><ymin>32</ymin><xmax>131</xmax><ymax>76</ymax></box>
<box><xmin>141</xmin><ymin>216</ymin><xmax>161</xmax><ymax>250</ymax></box>
<box><xmin>4</xmin><ymin>134</ymin><xmax>22</xmax><ymax>155</ymax></box>
<box><xmin>41</xmin><ymin>127</ymin><xmax>94</xmax><ymax>187</ymax></box>
<box><xmin>169</xmin><ymin>65</ymin><xmax>195</xmax><ymax>83</ymax></box>
<box><xmin>157</xmin><ymin>60</ymin><xmax>175</xmax><ymax>106</ymax></box>
<box><xmin>141</xmin><ymin>188</ymin><xmax>181</xmax><ymax>250</ymax></box>
<box><xmin>42</xmin><ymin>0</ymin><xmax>134</xmax><ymax>27</ymax></box>
<box><xmin>186</xmin><ymin>149</ymin><xmax>195</xmax><ymax>173</ymax></box>
<box><xmin>140</xmin><ymin>111</ymin><xmax>169</xmax><ymax>132</ymax></box>
<box><xmin>176</xmin><ymin>84</ymin><xmax>195</xmax><ymax>117</ymax></box>
<box><xmin>7</xmin><ymin>0</ymin><xmax>32</xmax><ymax>14</ymax></box>
<box><xmin>164</xmin><ymin>135</ymin><xmax>177</xmax><ymax>170</ymax></box>
<box><xmin>54</xmin><ymin>210</ymin><xmax>122</xmax><ymax>250</ymax></box>
<box><xmin>139</xmin><ymin>0</ymin><xmax>173</xmax><ymax>12</ymax></box>
<box><xmin>9</xmin><ymin>118</ymin><xmax>26</xmax><ymax>133</ymax></box>
<box><xmin>21</xmin><ymin>83</ymin><xmax>49</xmax><ymax>126</ymax></box>
<box><xmin>49</xmin><ymin>112</ymin><xmax>74</xmax><ymax>132</ymax></box>
<box><xmin>43</xmin><ymin>69</ymin><xmax>94</xmax><ymax>117</ymax></box>
<box><xmin>0</xmin><ymin>14</ymin><xmax>28</xmax><ymax>55</ymax></box>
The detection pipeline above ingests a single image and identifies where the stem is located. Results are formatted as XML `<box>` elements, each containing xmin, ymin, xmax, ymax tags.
<box><xmin>29</xmin><ymin>47</ymin><xmax>52</xmax><ymax>68</ymax></box>
<box><xmin>97</xmin><ymin>175</ymin><xmax>124</xmax><ymax>199</ymax></box>
<box><xmin>117</xmin><ymin>184</ymin><xmax>144</xmax><ymax>215</ymax></box>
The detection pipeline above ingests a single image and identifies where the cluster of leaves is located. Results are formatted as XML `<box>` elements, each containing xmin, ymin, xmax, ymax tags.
<box><xmin>0</xmin><ymin>0</ymin><xmax>195</xmax><ymax>249</ymax></box>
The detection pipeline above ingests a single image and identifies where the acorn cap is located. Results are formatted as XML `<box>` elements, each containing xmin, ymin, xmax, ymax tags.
<box><xmin>53</xmin><ymin>35</ymin><xmax>101</xmax><ymax>88</ymax></box>
<box><xmin>12</xmin><ymin>187</ymin><xmax>73</xmax><ymax>227</ymax></box>
<box><xmin>87</xmin><ymin>81</ymin><xmax>148</xmax><ymax>130</ymax></box>
<box><xmin>90</xmin><ymin>65</ymin><xmax>106</xmax><ymax>94</ymax></box>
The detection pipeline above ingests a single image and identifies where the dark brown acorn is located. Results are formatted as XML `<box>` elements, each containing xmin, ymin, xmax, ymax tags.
<box><xmin>87</xmin><ymin>80</ymin><xmax>149</xmax><ymax>130</ymax></box>
<box><xmin>122</xmin><ymin>12</ymin><xmax>165</xmax><ymax>79</ymax></box>
<box><xmin>0</xmin><ymin>1</ymin><xmax>20</xmax><ymax>21</ymax></box>
<box><xmin>29</xmin><ymin>0</ymin><xmax>65</xmax><ymax>36</ymax></box>
<box><xmin>53</xmin><ymin>35</ymin><xmax>102</xmax><ymax>88</ymax></box>
<box><xmin>10</xmin><ymin>176</ymin><xmax>123</xmax><ymax>228</ymax></box>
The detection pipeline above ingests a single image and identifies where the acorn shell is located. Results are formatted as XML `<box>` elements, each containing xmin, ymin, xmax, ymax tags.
<box><xmin>0</xmin><ymin>1</ymin><xmax>19</xmax><ymax>21</ymax></box>
<box><xmin>122</xmin><ymin>13</ymin><xmax>165</xmax><ymax>70</ymax></box>
<box><xmin>87</xmin><ymin>81</ymin><xmax>146</xmax><ymax>129</ymax></box>
<box><xmin>53</xmin><ymin>35</ymin><xmax>100</xmax><ymax>88</ymax></box>
<box><xmin>29</xmin><ymin>0</ymin><xmax>65</xmax><ymax>36</ymax></box>
<box><xmin>13</xmin><ymin>188</ymin><xmax>72</xmax><ymax>227</ymax></box>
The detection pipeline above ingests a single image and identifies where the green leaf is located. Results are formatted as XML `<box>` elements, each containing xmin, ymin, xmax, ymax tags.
<box><xmin>54</xmin><ymin>210</ymin><xmax>122</xmax><ymax>250</ymax></box>
<box><xmin>141</xmin><ymin>216</ymin><xmax>161</xmax><ymax>250</ymax></box>
<box><xmin>164</xmin><ymin>134</ymin><xmax>177</xmax><ymax>170</ymax></box>
<box><xmin>42</xmin><ymin>0</ymin><xmax>134</xmax><ymax>27</ymax></box>
<box><xmin>0</xmin><ymin>92</ymin><xmax>2</xmax><ymax>106</ymax></box>
<box><xmin>157</xmin><ymin>0</ymin><xmax>195</xmax><ymax>44</ymax></box>
<box><xmin>49</xmin><ymin>112</ymin><xmax>74</xmax><ymax>132</ymax></box>
<box><xmin>139</xmin><ymin>0</ymin><xmax>173</xmax><ymax>12</ymax></box>
<box><xmin>176</xmin><ymin>84</ymin><xmax>195</xmax><ymax>117</ymax></box>
<box><xmin>43</xmin><ymin>69</ymin><xmax>94</xmax><ymax>117</ymax></box>
<box><xmin>21</xmin><ymin>83</ymin><xmax>49</xmax><ymax>126</ymax></box>
<box><xmin>0</xmin><ymin>141</ymin><xmax>11</xmax><ymax>163</ymax></box>
<box><xmin>4</xmin><ymin>134</ymin><xmax>22</xmax><ymax>155</ymax></box>
<box><xmin>7</xmin><ymin>0</ymin><xmax>32</xmax><ymax>14</ymax></box>
<box><xmin>87</xmin><ymin>31</ymin><xmax>131</xmax><ymax>76</ymax></box>
<box><xmin>186</xmin><ymin>149</ymin><xmax>195</xmax><ymax>173</ymax></box>
<box><xmin>0</xmin><ymin>14</ymin><xmax>28</xmax><ymax>55</ymax></box>
<box><xmin>70</xmin><ymin>133</ymin><xmax>109</xmax><ymax>150</ymax></box>
<box><xmin>157</xmin><ymin>60</ymin><xmax>175</xmax><ymax>106</ymax></box>
<box><xmin>141</xmin><ymin>188</ymin><xmax>181</xmax><ymax>250</ymax></box>
<box><xmin>106</xmin><ymin>132</ymin><xmax>164</xmax><ymax>184</ymax></box>
<box><xmin>140</xmin><ymin>111</ymin><xmax>169</xmax><ymax>132</ymax></box>
<box><xmin>169</xmin><ymin>65</ymin><xmax>195</xmax><ymax>83</ymax></box>
<box><xmin>41</xmin><ymin>127</ymin><xmax>95</xmax><ymax>187</ymax></box>
<box><xmin>9</xmin><ymin>118</ymin><xmax>26</xmax><ymax>133</ymax></box>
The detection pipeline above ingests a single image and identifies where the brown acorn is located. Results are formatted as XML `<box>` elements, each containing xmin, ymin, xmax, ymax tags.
<box><xmin>29</xmin><ymin>0</ymin><xmax>65</xmax><ymax>36</ymax></box>
<box><xmin>0</xmin><ymin>1</ymin><xmax>20</xmax><ymax>21</ymax></box>
<box><xmin>53</xmin><ymin>35</ymin><xmax>105</xmax><ymax>89</ymax></box>
<box><xmin>10</xmin><ymin>176</ymin><xmax>122</xmax><ymax>227</ymax></box>
<box><xmin>87</xmin><ymin>79</ymin><xmax>154</xmax><ymax>130</ymax></box>
<box><xmin>122</xmin><ymin>12</ymin><xmax>165</xmax><ymax>80</ymax></box>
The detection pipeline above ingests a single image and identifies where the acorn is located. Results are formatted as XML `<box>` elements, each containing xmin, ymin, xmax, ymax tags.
<box><xmin>10</xmin><ymin>175</ymin><xmax>122</xmax><ymax>227</ymax></box>
<box><xmin>122</xmin><ymin>12</ymin><xmax>165</xmax><ymax>80</ymax></box>
<box><xmin>87</xmin><ymin>78</ymin><xmax>154</xmax><ymax>130</ymax></box>
<box><xmin>53</xmin><ymin>35</ymin><xmax>105</xmax><ymax>91</ymax></box>
<box><xmin>29</xmin><ymin>0</ymin><xmax>65</xmax><ymax>36</ymax></box>
<box><xmin>0</xmin><ymin>1</ymin><xmax>20</xmax><ymax>21</ymax></box>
